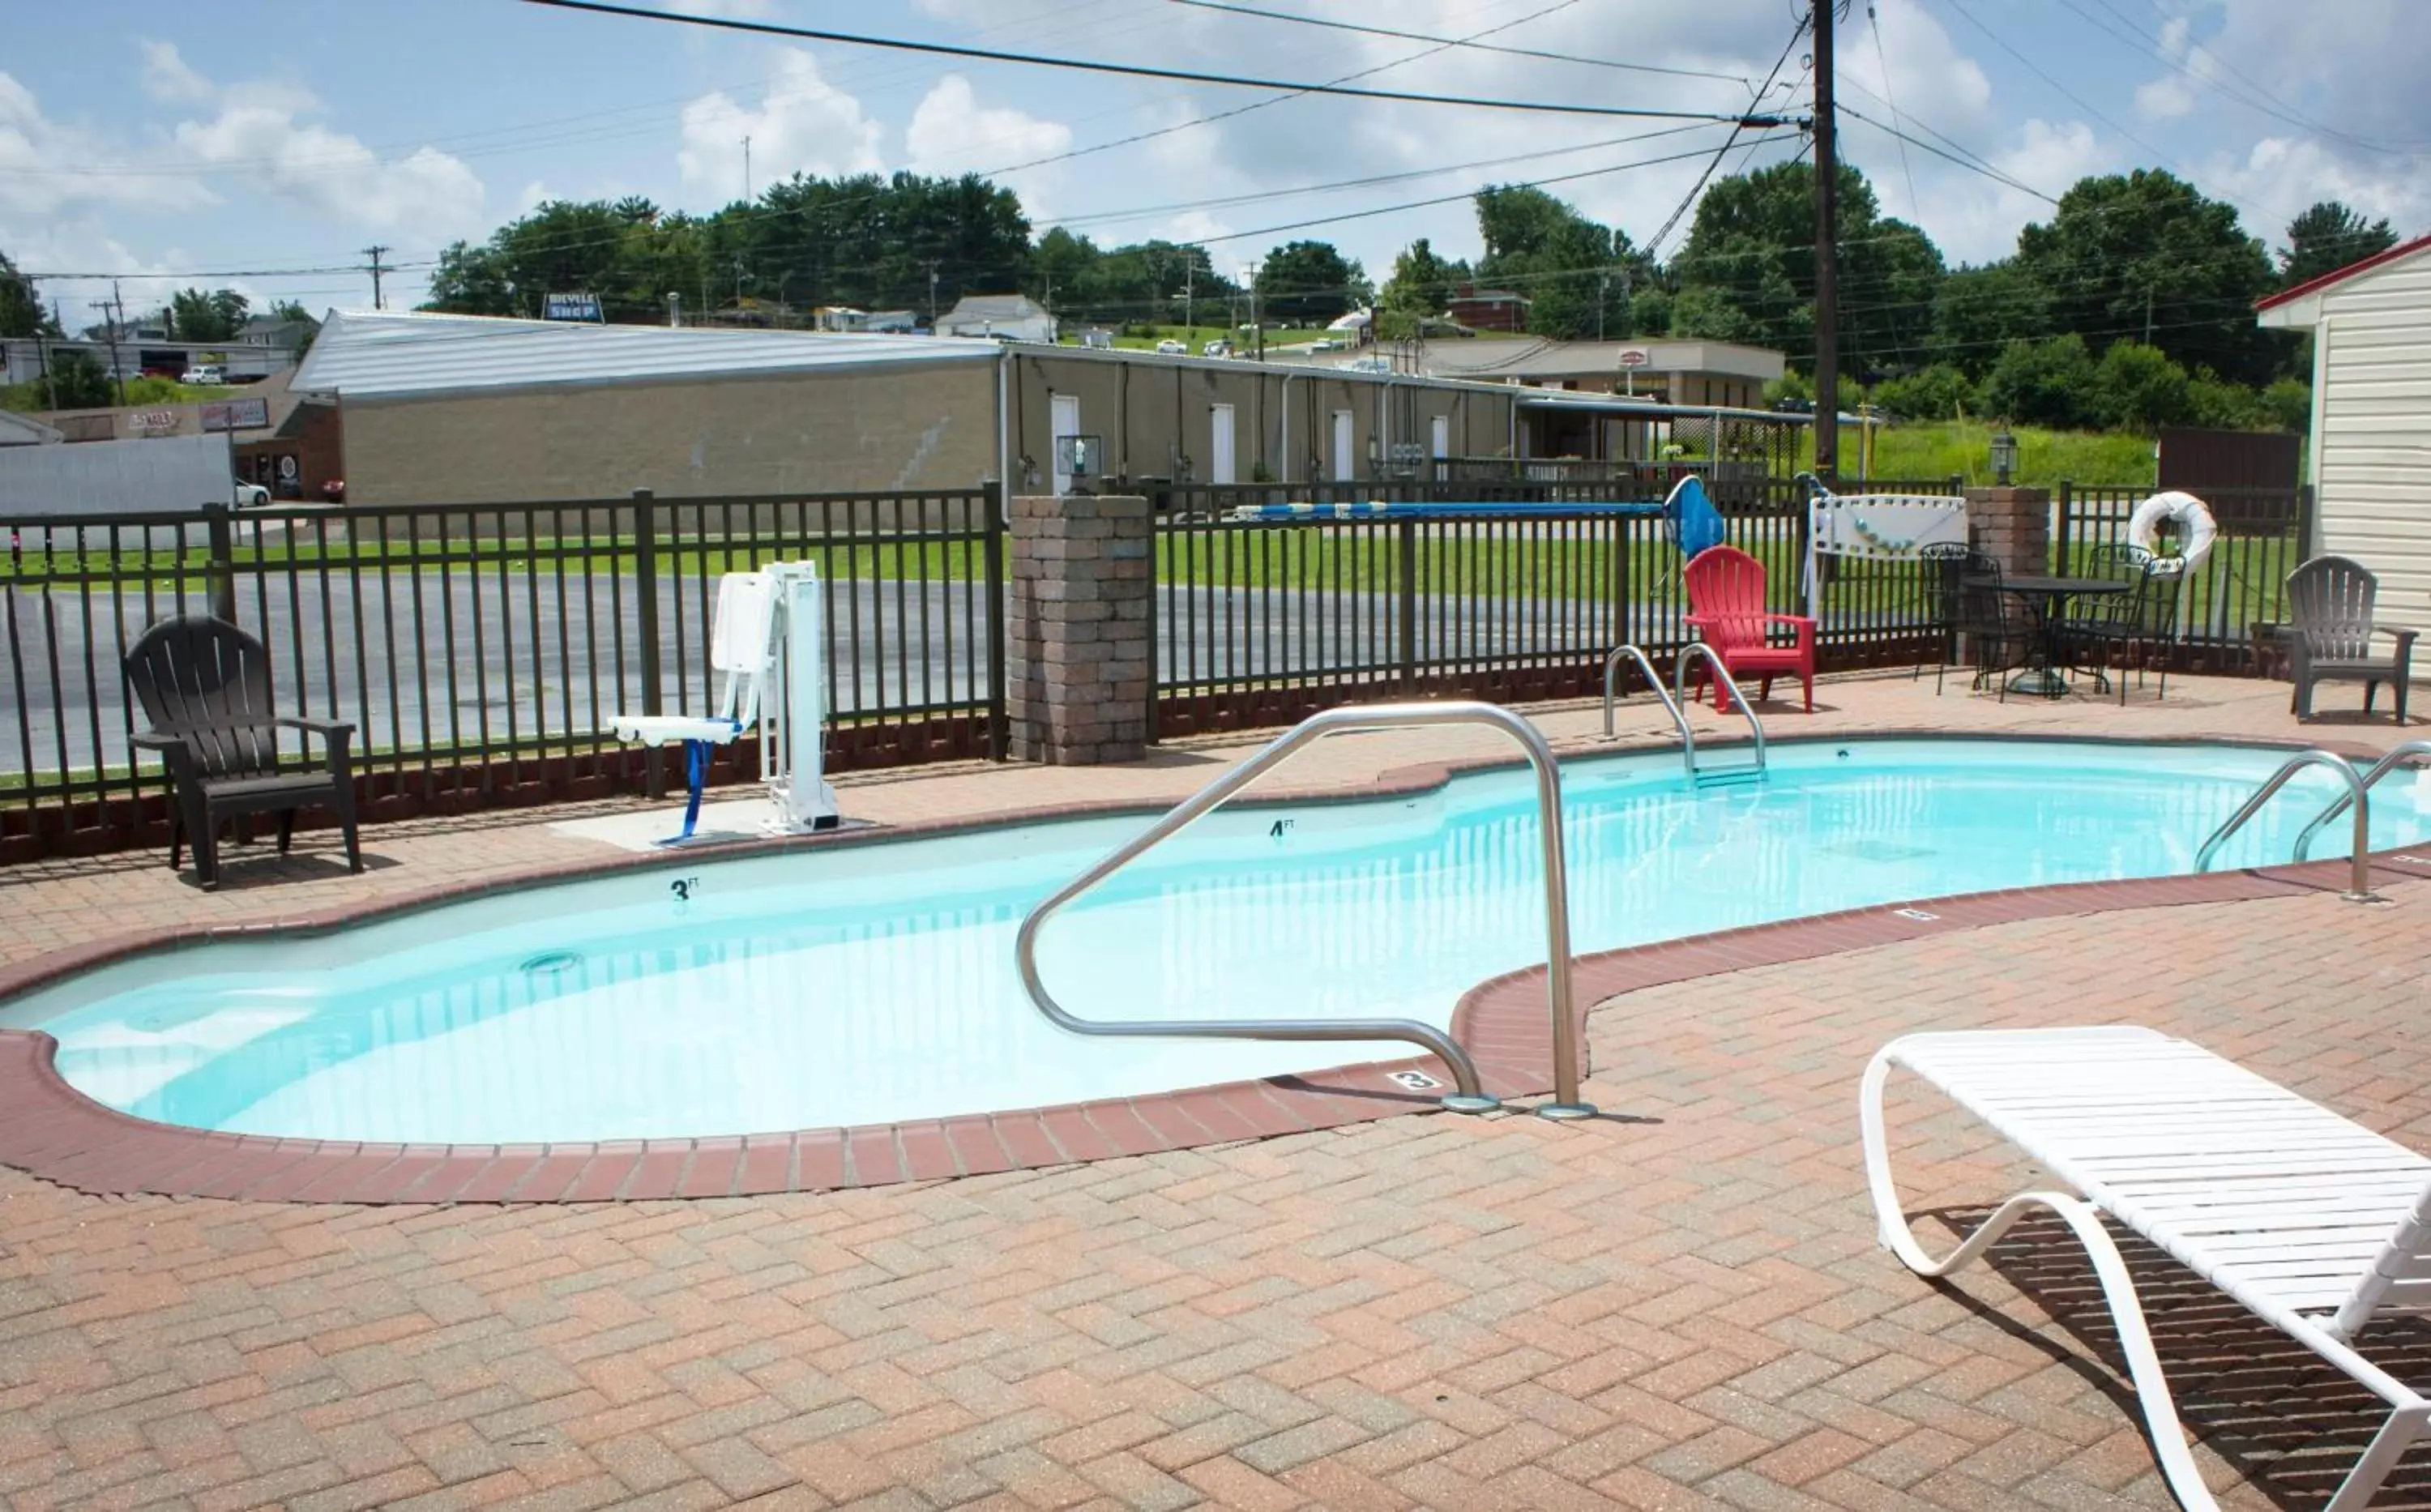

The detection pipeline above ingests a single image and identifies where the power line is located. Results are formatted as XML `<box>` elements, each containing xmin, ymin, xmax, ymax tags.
<box><xmin>1835</xmin><ymin>105</ymin><xmax>2057</xmax><ymax>203</ymax></box>
<box><xmin>1865</xmin><ymin>2</ymin><xmax>1922</xmax><ymax>224</ymax></box>
<box><xmin>1164</xmin><ymin>0</ymin><xmax>1758</xmax><ymax>85</ymax></box>
<box><xmin>512</xmin><ymin>0</ymin><xmax>1792</xmax><ymax>126</ymax></box>
<box><xmin>1644</xmin><ymin>18</ymin><xmax>1810</xmax><ymax>259</ymax></box>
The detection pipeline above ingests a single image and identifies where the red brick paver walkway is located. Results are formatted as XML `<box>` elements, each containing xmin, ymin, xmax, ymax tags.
<box><xmin>4</xmin><ymin>670</ymin><xmax>2429</xmax><ymax>1508</ymax></box>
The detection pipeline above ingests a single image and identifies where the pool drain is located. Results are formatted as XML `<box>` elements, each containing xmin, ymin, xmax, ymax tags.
<box><xmin>519</xmin><ymin>950</ymin><xmax>583</xmax><ymax>977</ymax></box>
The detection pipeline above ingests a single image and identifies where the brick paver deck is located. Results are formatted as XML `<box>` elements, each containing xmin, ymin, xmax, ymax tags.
<box><xmin>3</xmin><ymin>670</ymin><xmax>2428</xmax><ymax>1508</ymax></box>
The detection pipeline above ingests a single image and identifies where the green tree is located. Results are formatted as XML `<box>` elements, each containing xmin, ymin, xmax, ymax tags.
<box><xmin>1672</xmin><ymin>160</ymin><xmax>1945</xmax><ymax>376</ymax></box>
<box><xmin>45</xmin><ymin>349</ymin><xmax>113</xmax><ymax>408</ymax></box>
<box><xmin>1254</xmin><ymin>241</ymin><xmax>1365</xmax><ymax>324</ymax></box>
<box><xmin>1380</xmin><ymin>237</ymin><xmax>1463</xmax><ymax>318</ymax></box>
<box><xmin>2279</xmin><ymin>200</ymin><xmax>2397</xmax><ymax>289</ymax></box>
<box><xmin>1471</xmin><ymin>185</ymin><xmax>1643</xmax><ymax>340</ymax></box>
<box><xmin>1930</xmin><ymin>263</ymin><xmax>2049</xmax><ymax>375</ymax></box>
<box><xmin>1627</xmin><ymin>285</ymin><xmax>1673</xmax><ymax>337</ymax></box>
<box><xmin>2184</xmin><ymin>369</ymin><xmax>2267</xmax><ymax>429</ymax></box>
<box><xmin>2090</xmin><ymin>340</ymin><xmax>2191</xmax><ymax>433</ymax></box>
<box><xmin>0</xmin><ymin>251</ymin><xmax>52</xmax><ymax>340</ymax></box>
<box><xmin>1026</xmin><ymin>226</ymin><xmax>1100</xmax><ymax>316</ymax></box>
<box><xmin>2012</xmin><ymin>169</ymin><xmax>2276</xmax><ymax>385</ymax></box>
<box><xmin>1980</xmin><ymin>334</ymin><xmax>2099</xmax><ymax>429</ymax></box>
<box><xmin>168</xmin><ymin>287</ymin><xmax>248</xmax><ymax>343</ymax></box>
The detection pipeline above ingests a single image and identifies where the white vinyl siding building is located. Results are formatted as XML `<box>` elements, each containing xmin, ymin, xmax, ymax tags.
<box><xmin>2258</xmin><ymin>234</ymin><xmax>2431</xmax><ymax>630</ymax></box>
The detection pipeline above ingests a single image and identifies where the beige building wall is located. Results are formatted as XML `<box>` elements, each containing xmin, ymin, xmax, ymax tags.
<box><xmin>342</xmin><ymin>361</ymin><xmax>998</xmax><ymax>504</ymax></box>
<box><xmin>1010</xmin><ymin>352</ymin><xmax>1515</xmax><ymax>487</ymax></box>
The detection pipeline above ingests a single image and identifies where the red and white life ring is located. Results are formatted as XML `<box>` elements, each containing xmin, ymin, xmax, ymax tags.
<box><xmin>2127</xmin><ymin>490</ymin><xmax>2218</xmax><ymax>575</ymax></box>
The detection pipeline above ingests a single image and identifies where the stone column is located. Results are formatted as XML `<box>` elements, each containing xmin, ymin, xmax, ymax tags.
<box><xmin>1006</xmin><ymin>495</ymin><xmax>1153</xmax><ymax>764</ymax></box>
<box><xmin>1965</xmin><ymin>485</ymin><xmax>2051</xmax><ymax>578</ymax></box>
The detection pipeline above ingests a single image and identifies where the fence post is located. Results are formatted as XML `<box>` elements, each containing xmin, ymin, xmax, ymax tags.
<box><xmin>2052</xmin><ymin>481</ymin><xmax>2072</xmax><ymax>575</ymax></box>
<box><xmin>203</xmin><ymin>502</ymin><xmax>237</xmax><ymax>623</ymax></box>
<box><xmin>631</xmin><ymin>488</ymin><xmax>664</xmax><ymax>800</ymax></box>
<box><xmin>1396</xmin><ymin>517</ymin><xmax>1419</xmax><ymax>694</ymax></box>
<box><xmin>985</xmin><ymin>482</ymin><xmax>1010</xmax><ymax>760</ymax></box>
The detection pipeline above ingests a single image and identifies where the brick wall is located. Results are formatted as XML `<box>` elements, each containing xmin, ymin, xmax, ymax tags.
<box><xmin>1966</xmin><ymin>485</ymin><xmax>2051</xmax><ymax>578</ymax></box>
<box><xmin>1006</xmin><ymin>494</ymin><xmax>1151</xmax><ymax>764</ymax></box>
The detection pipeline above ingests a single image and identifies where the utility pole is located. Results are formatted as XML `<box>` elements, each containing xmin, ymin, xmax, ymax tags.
<box><xmin>1183</xmin><ymin>255</ymin><xmax>1195</xmax><ymax>336</ymax></box>
<box><xmin>2144</xmin><ymin>288</ymin><xmax>2155</xmax><ymax>345</ymax></box>
<box><xmin>926</xmin><ymin>261</ymin><xmax>940</xmax><ymax>322</ymax></box>
<box><xmin>742</xmin><ymin>135</ymin><xmax>752</xmax><ymax>202</ymax></box>
<box><xmin>1810</xmin><ymin>0</ymin><xmax>1839</xmax><ymax>483</ymax></box>
<box><xmin>43</xmin><ymin>298</ymin><xmax>62</xmax><ymax>410</ymax></box>
<box><xmin>91</xmin><ymin>282</ymin><xmax>127</xmax><ymax>407</ymax></box>
<box><xmin>1598</xmin><ymin>269</ymin><xmax>1611</xmax><ymax>343</ymax></box>
<box><xmin>363</xmin><ymin>245</ymin><xmax>391</xmax><ymax>310</ymax></box>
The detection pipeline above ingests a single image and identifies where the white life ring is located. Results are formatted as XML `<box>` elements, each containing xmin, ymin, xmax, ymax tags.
<box><xmin>2126</xmin><ymin>490</ymin><xmax>2217</xmax><ymax>576</ymax></box>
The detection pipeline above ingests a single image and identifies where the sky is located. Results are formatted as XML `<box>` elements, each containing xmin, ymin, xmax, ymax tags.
<box><xmin>3</xmin><ymin>0</ymin><xmax>2426</xmax><ymax>326</ymax></box>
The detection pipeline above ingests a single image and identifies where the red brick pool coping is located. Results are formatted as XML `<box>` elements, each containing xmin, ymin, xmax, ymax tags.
<box><xmin>2</xmin><ymin>729</ymin><xmax>2421</xmax><ymax>1205</ymax></box>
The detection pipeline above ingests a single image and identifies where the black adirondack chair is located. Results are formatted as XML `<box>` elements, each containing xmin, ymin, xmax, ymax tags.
<box><xmin>2284</xmin><ymin>556</ymin><xmax>2418</xmax><ymax>723</ymax></box>
<box><xmin>123</xmin><ymin>616</ymin><xmax>361</xmax><ymax>887</ymax></box>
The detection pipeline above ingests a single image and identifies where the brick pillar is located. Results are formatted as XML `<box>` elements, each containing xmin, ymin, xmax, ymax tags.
<box><xmin>1965</xmin><ymin>485</ymin><xmax>2051</xmax><ymax>579</ymax></box>
<box><xmin>1006</xmin><ymin>495</ymin><xmax>1152</xmax><ymax>764</ymax></box>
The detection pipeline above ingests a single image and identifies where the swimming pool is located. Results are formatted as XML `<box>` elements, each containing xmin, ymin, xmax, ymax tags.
<box><xmin>8</xmin><ymin>737</ymin><xmax>2427</xmax><ymax>1145</ymax></box>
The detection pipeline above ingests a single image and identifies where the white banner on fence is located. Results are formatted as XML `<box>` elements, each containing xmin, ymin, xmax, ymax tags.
<box><xmin>1803</xmin><ymin>493</ymin><xmax>1971</xmax><ymax>607</ymax></box>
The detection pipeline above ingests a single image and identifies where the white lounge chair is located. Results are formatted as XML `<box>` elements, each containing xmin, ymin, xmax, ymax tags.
<box><xmin>1863</xmin><ymin>1026</ymin><xmax>2431</xmax><ymax>1510</ymax></box>
<box><xmin>613</xmin><ymin>570</ymin><xmax>776</xmax><ymax>842</ymax></box>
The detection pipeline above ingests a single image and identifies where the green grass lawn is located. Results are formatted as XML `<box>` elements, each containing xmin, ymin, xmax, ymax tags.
<box><xmin>1819</xmin><ymin>419</ymin><xmax>2160</xmax><ymax>489</ymax></box>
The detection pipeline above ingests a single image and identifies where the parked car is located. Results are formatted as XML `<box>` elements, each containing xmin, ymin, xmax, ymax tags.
<box><xmin>1310</xmin><ymin>338</ymin><xmax>1344</xmax><ymax>352</ymax></box>
<box><xmin>1154</xmin><ymin>339</ymin><xmax>1188</xmax><ymax>355</ymax></box>
<box><xmin>1201</xmin><ymin>339</ymin><xmax>1231</xmax><ymax>358</ymax></box>
<box><xmin>1772</xmin><ymin>396</ymin><xmax>1814</xmax><ymax>415</ymax></box>
<box><xmin>181</xmin><ymin>365</ymin><xmax>227</xmax><ymax>387</ymax></box>
<box><xmin>233</xmin><ymin>479</ymin><xmax>270</xmax><ymax>507</ymax></box>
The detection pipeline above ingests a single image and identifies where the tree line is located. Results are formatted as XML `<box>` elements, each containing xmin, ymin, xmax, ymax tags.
<box><xmin>6</xmin><ymin>156</ymin><xmax>2398</xmax><ymax>431</ymax></box>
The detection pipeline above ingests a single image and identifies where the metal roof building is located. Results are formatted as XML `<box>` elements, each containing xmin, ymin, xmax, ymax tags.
<box><xmin>293</xmin><ymin>309</ymin><xmax>995</xmax><ymax>401</ymax></box>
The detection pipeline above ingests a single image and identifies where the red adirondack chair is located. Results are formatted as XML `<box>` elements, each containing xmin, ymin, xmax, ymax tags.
<box><xmin>1683</xmin><ymin>545</ymin><xmax>1816</xmax><ymax>713</ymax></box>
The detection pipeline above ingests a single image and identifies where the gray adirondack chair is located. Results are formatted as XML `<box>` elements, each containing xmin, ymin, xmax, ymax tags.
<box><xmin>123</xmin><ymin>616</ymin><xmax>361</xmax><ymax>888</ymax></box>
<box><xmin>2285</xmin><ymin>556</ymin><xmax>2417</xmax><ymax>723</ymax></box>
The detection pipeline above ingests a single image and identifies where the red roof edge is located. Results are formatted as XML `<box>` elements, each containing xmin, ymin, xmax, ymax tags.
<box><xmin>2255</xmin><ymin>230</ymin><xmax>2431</xmax><ymax>312</ymax></box>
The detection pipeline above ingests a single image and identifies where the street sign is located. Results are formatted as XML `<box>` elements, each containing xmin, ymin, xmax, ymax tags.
<box><xmin>1617</xmin><ymin>347</ymin><xmax>1651</xmax><ymax>369</ymax></box>
<box><xmin>544</xmin><ymin>292</ymin><xmax>604</xmax><ymax>322</ymax></box>
<box><xmin>200</xmin><ymin>397</ymin><xmax>271</xmax><ymax>432</ymax></box>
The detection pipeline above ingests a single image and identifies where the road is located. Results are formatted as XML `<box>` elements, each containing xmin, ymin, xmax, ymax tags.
<box><xmin>6</xmin><ymin>570</ymin><xmax>1809</xmax><ymax>779</ymax></box>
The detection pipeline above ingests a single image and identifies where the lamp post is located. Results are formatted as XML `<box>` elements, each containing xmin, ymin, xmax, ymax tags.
<box><xmin>1989</xmin><ymin>427</ymin><xmax>2018</xmax><ymax>487</ymax></box>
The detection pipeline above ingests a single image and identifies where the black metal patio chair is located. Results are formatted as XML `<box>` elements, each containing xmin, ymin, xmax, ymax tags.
<box><xmin>1952</xmin><ymin>566</ymin><xmax>2032</xmax><ymax>700</ymax></box>
<box><xmin>2284</xmin><ymin>555</ymin><xmax>2418</xmax><ymax>723</ymax></box>
<box><xmin>2061</xmin><ymin>564</ymin><xmax>2180</xmax><ymax>704</ymax></box>
<box><xmin>124</xmin><ymin>616</ymin><xmax>362</xmax><ymax>889</ymax></box>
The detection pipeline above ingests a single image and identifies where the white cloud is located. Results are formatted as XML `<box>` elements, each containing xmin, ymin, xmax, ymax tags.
<box><xmin>677</xmin><ymin>49</ymin><xmax>882</xmax><ymax>198</ymax></box>
<box><xmin>172</xmin><ymin>109</ymin><xmax>487</xmax><ymax>235</ymax></box>
<box><xmin>2207</xmin><ymin>135</ymin><xmax>2431</xmax><ymax>254</ymax></box>
<box><xmin>2134</xmin><ymin>75</ymin><xmax>2196</xmax><ymax>121</ymax></box>
<box><xmin>136</xmin><ymin>40</ymin><xmax>213</xmax><ymax>105</ymax></box>
<box><xmin>666</xmin><ymin>0</ymin><xmax>778</xmax><ymax>15</ymax></box>
<box><xmin>905</xmin><ymin>75</ymin><xmax>1073</xmax><ymax>216</ymax></box>
<box><xmin>0</xmin><ymin>70</ymin><xmax>216</xmax><ymax>218</ymax></box>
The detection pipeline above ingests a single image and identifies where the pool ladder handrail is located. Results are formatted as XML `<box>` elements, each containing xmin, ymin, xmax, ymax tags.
<box><xmin>1014</xmin><ymin>701</ymin><xmax>1597</xmax><ymax>1121</ymax></box>
<box><xmin>2292</xmin><ymin>740</ymin><xmax>2431</xmax><ymax>862</ymax></box>
<box><xmin>1600</xmin><ymin>641</ymin><xmax>1767</xmax><ymax>784</ymax></box>
<box><xmin>2193</xmin><ymin>748</ymin><xmax>2377</xmax><ymax>902</ymax></box>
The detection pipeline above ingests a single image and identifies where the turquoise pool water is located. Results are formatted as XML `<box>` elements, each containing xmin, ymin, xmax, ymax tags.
<box><xmin>9</xmin><ymin>738</ymin><xmax>2427</xmax><ymax>1144</ymax></box>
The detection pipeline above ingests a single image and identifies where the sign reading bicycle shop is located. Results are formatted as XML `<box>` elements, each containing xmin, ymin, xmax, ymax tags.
<box><xmin>543</xmin><ymin>292</ymin><xmax>604</xmax><ymax>322</ymax></box>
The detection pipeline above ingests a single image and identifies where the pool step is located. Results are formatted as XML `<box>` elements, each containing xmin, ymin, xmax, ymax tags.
<box><xmin>1694</xmin><ymin>767</ymin><xmax>1766</xmax><ymax>789</ymax></box>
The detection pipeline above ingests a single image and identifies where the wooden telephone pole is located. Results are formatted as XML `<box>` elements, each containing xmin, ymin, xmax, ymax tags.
<box><xmin>1811</xmin><ymin>0</ymin><xmax>1840</xmax><ymax>482</ymax></box>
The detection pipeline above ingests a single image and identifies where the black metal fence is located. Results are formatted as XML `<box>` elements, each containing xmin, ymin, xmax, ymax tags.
<box><xmin>1148</xmin><ymin>477</ymin><xmax>1967</xmax><ymax>737</ymax></box>
<box><xmin>2</xmin><ymin>488</ymin><xmax>1002</xmax><ymax>858</ymax></box>
<box><xmin>2053</xmin><ymin>483</ymin><xmax>2311</xmax><ymax>669</ymax></box>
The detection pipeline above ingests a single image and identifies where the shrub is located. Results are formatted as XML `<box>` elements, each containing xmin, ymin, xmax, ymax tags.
<box><xmin>1980</xmin><ymin>335</ymin><xmax>2099</xmax><ymax>429</ymax></box>
<box><xmin>2089</xmin><ymin>340</ymin><xmax>2192</xmax><ymax>434</ymax></box>
<box><xmin>1870</xmin><ymin>364</ymin><xmax>1976</xmax><ymax>422</ymax></box>
<box><xmin>2185</xmin><ymin>369</ymin><xmax>2267</xmax><ymax>430</ymax></box>
<box><xmin>2260</xmin><ymin>377</ymin><xmax>2312</xmax><ymax>432</ymax></box>
<box><xmin>1765</xmin><ymin>369</ymin><xmax>1814</xmax><ymax>407</ymax></box>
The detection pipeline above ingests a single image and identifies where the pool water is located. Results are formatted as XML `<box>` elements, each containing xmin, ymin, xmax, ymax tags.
<box><xmin>11</xmin><ymin>738</ymin><xmax>2429</xmax><ymax>1143</ymax></box>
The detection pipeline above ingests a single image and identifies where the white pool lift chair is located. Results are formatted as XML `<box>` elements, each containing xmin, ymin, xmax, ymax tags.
<box><xmin>1864</xmin><ymin>1025</ymin><xmax>2431</xmax><ymax>1510</ymax></box>
<box><xmin>612</xmin><ymin>563</ymin><xmax>838</xmax><ymax>843</ymax></box>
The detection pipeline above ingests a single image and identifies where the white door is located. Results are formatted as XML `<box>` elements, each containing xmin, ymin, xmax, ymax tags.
<box><xmin>1430</xmin><ymin>414</ymin><xmax>1450</xmax><ymax>460</ymax></box>
<box><xmin>1331</xmin><ymin>409</ymin><xmax>1355</xmax><ymax>481</ymax></box>
<box><xmin>1209</xmin><ymin>404</ymin><xmax>1237</xmax><ymax>485</ymax></box>
<box><xmin>1050</xmin><ymin>392</ymin><xmax>1081</xmax><ymax>494</ymax></box>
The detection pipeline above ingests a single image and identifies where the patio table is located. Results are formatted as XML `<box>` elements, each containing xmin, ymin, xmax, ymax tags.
<box><xmin>1971</xmin><ymin>574</ymin><xmax>2132</xmax><ymax>698</ymax></box>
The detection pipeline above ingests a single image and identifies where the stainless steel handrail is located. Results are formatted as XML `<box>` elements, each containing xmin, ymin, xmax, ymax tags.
<box><xmin>1014</xmin><ymin>701</ymin><xmax>1597</xmax><ymax>1120</ymax></box>
<box><xmin>2293</xmin><ymin>740</ymin><xmax>2431</xmax><ymax>861</ymax></box>
<box><xmin>2194</xmin><ymin>749</ymin><xmax>2377</xmax><ymax>901</ymax></box>
<box><xmin>1674</xmin><ymin>643</ymin><xmax>1767</xmax><ymax>779</ymax></box>
<box><xmin>1601</xmin><ymin>644</ymin><xmax>1689</xmax><ymax>742</ymax></box>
